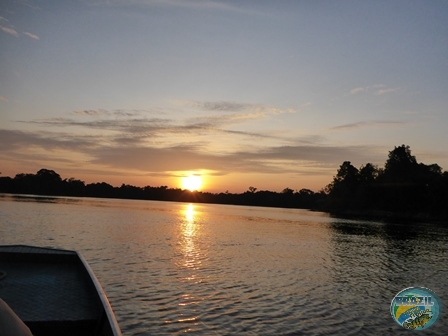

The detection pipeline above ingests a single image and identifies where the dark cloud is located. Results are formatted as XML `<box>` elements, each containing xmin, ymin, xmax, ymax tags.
<box><xmin>20</xmin><ymin>114</ymin><xmax>267</xmax><ymax>137</ymax></box>
<box><xmin>0</xmin><ymin>129</ymin><xmax>95</xmax><ymax>152</ymax></box>
<box><xmin>222</xmin><ymin>130</ymin><xmax>325</xmax><ymax>144</ymax></box>
<box><xmin>230</xmin><ymin>145</ymin><xmax>380</xmax><ymax>165</ymax></box>
<box><xmin>18</xmin><ymin>101</ymin><xmax>297</xmax><ymax>143</ymax></box>
<box><xmin>1</xmin><ymin>128</ymin><xmax>379</xmax><ymax>178</ymax></box>
<box><xmin>71</xmin><ymin>109</ymin><xmax>160</xmax><ymax>117</ymax></box>
<box><xmin>72</xmin><ymin>109</ymin><xmax>109</xmax><ymax>116</ymax></box>
<box><xmin>87</xmin><ymin>143</ymin><xmax>379</xmax><ymax>175</ymax></box>
<box><xmin>330</xmin><ymin>120</ymin><xmax>407</xmax><ymax>130</ymax></box>
<box><xmin>20</xmin><ymin>117</ymin><xmax>174</xmax><ymax>134</ymax></box>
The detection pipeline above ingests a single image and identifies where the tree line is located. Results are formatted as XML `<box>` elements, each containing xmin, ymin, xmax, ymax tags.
<box><xmin>0</xmin><ymin>168</ymin><xmax>325</xmax><ymax>209</ymax></box>
<box><xmin>325</xmin><ymin>145</ymin><xmax>448</xmax><ymax>220</ymax></box>
<box><xmin>0</xmin><ymin>145</ymin><xmax>447</xmax><ymax>220</ymax></box>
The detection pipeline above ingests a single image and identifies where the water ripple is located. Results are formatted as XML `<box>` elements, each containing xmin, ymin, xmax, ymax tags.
<box><xmin>1</xmin><ymin>196</ymin><xmax>448</xmax><ymax>335</ymax></box>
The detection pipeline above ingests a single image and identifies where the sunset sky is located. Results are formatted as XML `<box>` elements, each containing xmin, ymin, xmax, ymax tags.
<box><xmin>1</xmin><ymin>0</ymin><xmax>447</xmax><ymax>193</ymax></box>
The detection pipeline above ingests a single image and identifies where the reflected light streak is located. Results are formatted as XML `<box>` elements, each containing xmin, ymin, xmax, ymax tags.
<box><xmin>185</xmin><ymin>203</ymin><xmax>194</xmax><ymax>227</ymax></box>
<box><xmin>181</xmin><ymin>204</ymin><xmax>199</xmax><ymax>270</ymax></box>
<box><xmin>176</xmin><ymin>205</ymin><xmax>215</xmax><ymax>333</ymax></box>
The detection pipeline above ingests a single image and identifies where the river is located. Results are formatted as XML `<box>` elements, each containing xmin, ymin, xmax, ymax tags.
<box><xmin>0</xmin><ymin>194</ymin><xmax>447</xmax><ymax>335</ymax></box>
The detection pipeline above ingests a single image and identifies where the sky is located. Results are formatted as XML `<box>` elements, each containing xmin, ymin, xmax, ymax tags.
<box><xmin>1</xmin><ymin>0</ymin><xmax>447</xmax><ymax>193</ymax></box>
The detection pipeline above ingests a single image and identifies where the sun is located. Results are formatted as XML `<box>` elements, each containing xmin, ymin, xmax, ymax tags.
<box><xmin>181</xmin><ymin>175</ymin><xmax>202</xmax><ymax>191</ymax></box>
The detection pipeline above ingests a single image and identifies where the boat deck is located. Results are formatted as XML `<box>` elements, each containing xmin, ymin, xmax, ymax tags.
<box><xmin>0</xmin><ymin>245</ymin><xmax>104</xmax><ymax>336</ymax></box>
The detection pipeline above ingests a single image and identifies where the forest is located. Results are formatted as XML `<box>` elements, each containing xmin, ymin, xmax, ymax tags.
<box><xmin>325</xmin><ymin>145</ymin><xmax>448</xmax><ymax>220</ymax></box>
<box><xmin>1</xmin><ymin>145</ymin><xmax>447</xmax><ymax>221</ymax></box>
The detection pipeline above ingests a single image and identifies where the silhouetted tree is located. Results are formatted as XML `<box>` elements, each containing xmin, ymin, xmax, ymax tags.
<box><xmin>33</xmin><ymin>169</ymin><xmax>63</xmax><ymax>195</ymax></box>
<box><xmin>383</xmin><ymin>145</ymin><xmax>418</xmax><ymax>182</ymax></box>
<box><xmin>326</xmin><ymin>161</ymin><xmax>360</xmax><ymax>208</ymax></box>
<box><xmin>63</xmin><ymin>178</ymin><xmax>86</xmax><ymax>196</ymax></box>
<box><xmin>359</xmin><ymin>163</ymin><xmax>379</xmax><ymax>183</ymax></box>
<box><xmin>281</xmin><ymin>187</ymin><xmax>294</xmax><ymax>194</ymax></box>
<box><xmin>324</xmin><ymin>145</ymin><xmax>448</xmax><ymax>220</ymax></box>
<box><xmin>13</xmin><ymin>173</ymin><xmax>37</xmax><ymax>194</ymax></box>
<box><xmin>85</xmin><ymin>182</ymin><xmax>116</xmax><ymax>198</ymax></box>
<box><xmin>248</xmin><ymin>186</ymin><xmax>257</xmax><ymax>193</ymax></box>
<box><xmin>0</xmin><ymin>176</ymin><xmax>14</xmax><ymax>193</ymax></box>
<box><xmin>357</xmin><ymin>163</ymin><xmax>380</xmax><ymax>209</ymax></box>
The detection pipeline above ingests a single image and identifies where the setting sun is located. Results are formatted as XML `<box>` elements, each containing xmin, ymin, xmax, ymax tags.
<box><xmin>181</xmin><ymin>175</ymin><xmax>202</xmax><ymax>191</ymax></box>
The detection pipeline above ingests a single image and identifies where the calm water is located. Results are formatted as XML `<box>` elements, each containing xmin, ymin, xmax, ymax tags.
<box><xmin>0</xmin><ymin>194</ymin><xmax>447</xmax><ymax>335</ymax></box>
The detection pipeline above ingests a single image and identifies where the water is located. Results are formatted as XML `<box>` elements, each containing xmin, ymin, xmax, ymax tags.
<box><xmin>0</xmin><ymin>194</ymin><xmax>447</xmax><ymax>335</ymax></box>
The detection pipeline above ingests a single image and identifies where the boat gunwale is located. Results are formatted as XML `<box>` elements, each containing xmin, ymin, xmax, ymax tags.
<box><xmin>77</xmin><ymin>252</ymin><xmax>122</xmax><ymax>336</ymax></box>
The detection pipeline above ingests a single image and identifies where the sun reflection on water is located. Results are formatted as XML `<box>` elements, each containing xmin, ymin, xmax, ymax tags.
<box><xmin>185</xmin><ymin>203</ymin><xmax>195</xmax><ymax>231</ymax></box>
<box><xmin>177</xmin><ymin>204</ymin><xmax>207</xmax><ymax>331</ymax></box>
<box><xmin>181</xmin><ymin>204</ymin><xmax>200</xmax><ymax>271</ymax></box>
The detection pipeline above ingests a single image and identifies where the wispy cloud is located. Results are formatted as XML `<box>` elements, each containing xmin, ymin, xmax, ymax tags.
<box><xmin>220</xmin><ymin>129</ymin><xmax>320</xmax><ymax>144</ymax></box>
<box><xmin>23</xmin><ymin>31</ymin><xmax>39</xmax><ymax>40</ymax></box>
<box><xmin>350</xmin><ymin>87</ymin><xmax>365</xmax><ymax>95</ymax></box>
<box><xmin>1</xmin><ymin>24</ymin><xmax>39</xmax><ymax>40</ymax></box>
<box><xmin>0</xmin><ymin>25</ymin><xmax>19</xmax><ymax>37</ymax></box>
<box><xmin>72</xmin><ymin>109</ymin><xmax>110</xmax><ymax>116</ymax></box>
<box><xmin>178</xmin><ymin>100</ymin><xmax>295</xmax><ymax>115</ymax></box>
<box><xmin>0</xmin><ymin>128</ymin><xmax>381</xmax><ymax>180</ymax></box>
<box><xmin>0</xmin><ymin>129</ymin><xmax>96</xmax><ymax>153</ymax></box>
<box><xmin>89</xmin><ymin>0</ymin><xmax>258</xmax><ymax>15</ymax></box>
<box><xmin>375</xmin><ymin>87</ymin><xmax>401</xmax><ymax>95</ymax></box>
<box><xmin>181</xmin><ymin>100</ymin><xmax>252</xmax><ymax>112</ymax></box>
<box><xmin>18</xmin><ymin>102</ymin><xmax>296</xmax><ymax>138</ymax></box>
<box><xmin>20</xmin><ymin>117</ymin><xmax>174</xmax><ymax>135</ymax></box>
<box><xmin>15</xmin><ymin>0</ymin><xmax>41</xmax><ymax>10</ymax></box>
<box><xmin>6</xmin><ymin>99</ymin><xmax>366</xmax><ymax>184</ymax></box>
<box><xmin>12</xmin><ymin>102</ymin><xmax>320</xmax><ymax>172</ymax></box>
<box><xmin>71</xmin><ymin>108</ymin><xmax>165</xmax><ymax>117</ymax></box>
<box><xmin>349</xmin><ymin>84</ymin><xmax>401</xmax><ymax>96</ymax></box>
<box><xmin>330</xmin><ymin>120</ymin><xmax>407</xmax><ymax>130</ymax></box>
<box><xmin>0</xmin><ymin>96</ymin><xmax>8</xmax><ymax>102</ymax></box>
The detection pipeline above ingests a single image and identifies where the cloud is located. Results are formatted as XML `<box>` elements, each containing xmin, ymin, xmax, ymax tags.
<box><xmin>220</xmin><ymin>129</ymin><xmax>322</xmax><ymax>145</ymax></box>
<box><xmin>178</xmin><ymin>100</ymin><xmax>296</xmax><ymax>116</ymax></box>
<box><xmin>88</xmin><ymin>0</ymin><xmax>256</xmax><ymax>14</ymax></box>
<box><xmin>233</xmin><ymin>145</ymin><xmax>371</xmax><ymax>164</ymax></box>
<box><xmin>0</xmin><ymin>128</ymin><xmax>381</xmax><ymax>179</ymax></box>
<box><xmin>23</xmin><ymin>31</ymin><xmax>39</xmax><ymax>40</ymax></box>
<box><xmin>0</xmin><ymin>96</ymin><xmax>8</xmax><ymax>102</ymax></box>
<box><xmin>0</xmin><ymin>25</ymin><xmax>19</xmax><ymax>37</ymax></box>
<box><xmin>72</xmin><ymin>109</ymin><xmax>109</xmax><ymax>116</ymax></box>
<box><xmin>350</xmin><ymin>87</ymin><xmax>365</xmax><ymax>95</ymax></box>
<box><xmin>330</xmin><ymin>120</ymin><xmax>406</xmax><ymax>130</ymax></box>
<box><xmin>87</xmin><ymin>143</ymin><xmax>384</xmax><ymax>177</ymax></box>
<box><xmin>15</xmin><ymin>0</ymin><xmax>41</xmax><ymax>10</ymax></box>
<box><xmin>20</xmin><ymin>117</ymin><xmax>174</xmax><ymax>135</ymax></box>
<box><xmin>8</xmin><ymin>99</ymin><xmax>375</xmax><ymax>183</ymax></box>
<box><xmin>72</xmin><ymin>108</ymin><xmax>164</xmax><ymax>117</ymax></box>
<box><xmin>183</xmin><ymin>100</ymin><xmax>252</xmax><ymax>112</ymax></box>
<box><xmin>1</xmin><ymin>24</ymin><xmax>39</xmax><ymax>40</ymax></box>
<box><xmin>90</xmin><ymin>145</ymin><xmax>312</xmax><ymax>174</ymax></box>
<box><xmin>0</xmin><ymin>129</ymin><xmax>96</xmax><ymax>154</ymax></box>
<box><xmin>349</xmin><ymin>85</ymin><xmax>401</xmax><ymax>96</ymax></box>
<box><xmin>375</xmin><ymin>87</ymin><xmax>401</xmax><ymax>95</ymax></box>
<box><xmin>21</xmin><ymin>101</ymin><xmax>298</xmax><ymax>140</ymax></box>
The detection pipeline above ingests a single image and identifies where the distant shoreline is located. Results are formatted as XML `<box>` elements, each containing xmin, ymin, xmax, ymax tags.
<box><xmin>1</xmin><ymin>192</ymin><xmax>446</xmax><ymax>225</ymax></box>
